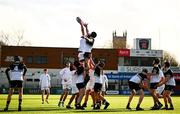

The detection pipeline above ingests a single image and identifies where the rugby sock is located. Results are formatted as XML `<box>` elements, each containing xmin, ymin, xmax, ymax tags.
<box><xmin>165</xmin><ymin>104</ymin><xmax>168</xmax><ymax>108</ymax></box>
<box><xmin>127</xmin><ymin>103</ymin><xmax>130</xmax><ymax>107</ymax></box>
<box><xmin>19</xmin><ymin>99</ymin><xmax>22</xmax><ymax>106</ymax></box>
<box><xmin>102</xmin><ymin>99</ymin><xmax>107</xmax><ymax>104</ymax></box>
<box><xmin>158</xmin><ymin>101</ymin><xmax>162</xmax><ymax>105</ymax></box>
<box><xmin>170</xmin><ymin>103</ymin><xmax>174</xmax><ymax>108</ymax></box>
<box><xmin>6</xmin><ymin>101</ymin><xmax>10</xmax><ymax>107</ymax></box>
<box><xmin>136</xmin><ymin>104</ymin><xmax>140</xmax><ymax>108</ymax></box>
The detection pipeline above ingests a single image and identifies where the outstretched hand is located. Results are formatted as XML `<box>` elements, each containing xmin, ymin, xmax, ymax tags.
<box><xmin>83</xmin><ymin>23</ymin><xmax>88</xmax><ymax>28</ymax></box>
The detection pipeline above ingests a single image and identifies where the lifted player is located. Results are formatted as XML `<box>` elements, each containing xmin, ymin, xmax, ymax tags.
<box><xmin>76</xmin><ymin>17</ymin><xmax>97</xmax><ymax>86</ymax></box>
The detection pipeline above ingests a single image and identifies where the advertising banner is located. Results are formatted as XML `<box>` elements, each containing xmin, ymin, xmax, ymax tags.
<box><xmin>130</xmin><ymin>49</ymin><xmax>163</xmax><ymax>57</ymax></box>
<box><xmin>117</xmin><ymin>49</ymin><xmax>130</xmax><ymax>57</ymax></box>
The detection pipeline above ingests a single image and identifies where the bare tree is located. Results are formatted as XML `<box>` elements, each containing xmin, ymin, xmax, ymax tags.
<box><xmin>0</xmin><ymin>30</ymin><xmax>31</xmax><ymax>46</ymax></box>
<box><xmin>0</xmin><ymin>31</ymin><xmax>10</xmax><ymax>45</ymax></box>
<box><xmin>163</xmin><ymin>51</ymin><xmax>179</xmax><ymax>66</ymax></box>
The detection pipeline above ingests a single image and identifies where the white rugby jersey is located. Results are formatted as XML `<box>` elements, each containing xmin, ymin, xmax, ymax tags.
<box><xmin>129</xmin><ymin>73</ymin><xmax>147</xmax><ymax>84</ymax></box>
<box><xmin>71</xmin><ymin>70</ymin><xmax>78</xmax><ymax>86</ymax></box>
<box><xmin>78</xmin><ymin>37</ymin><xmax>85</xmax><ymax>52</ymax></box>
<box><xmin>101</xmin><ymin>74</ymin><xmax>108</xmax><ymax>87</ymax></box>
<box><xmin>39</xmin><ymin>73</ymin><xmax>51</xmax><ymax>88</ymax></box>
<box><xmin>78</xmin><ymin>36</ymin><xmax>93</xmax><ymax>53</ymax></box>
<box><xmin>95</xmin><ymin>75</ymin><xmax>102</xmax><ymax>84</ymax></box>
<box><xmin>10</xmin><ymin>70</ymin><xmax>23</xmax><ymax>81</ymax></box>
<box><xmin>59</xmin><ymin>67</ymin><xmax>72</xmax><ymax>85</ymax></box>
<box><xmin>9</xmin><ymin>63</ymin><xmax>27</xmax><ymax>81</ymax></box>
<box><xmin>166</xmin><ymin>77</ymin><xmax>176</xmax><ymax>86</ymax></box>
<box><xmin>164</xmin><ymin>69</ymin><xmax>176</xmax><ymax>86</ymax></box>
<box><xmin>130</xmin><ymin>74</ymin><xmax>141</xmax><ymax>84</ymax></box>
<box><xmin>76</xmin><ymin>74</ymin><xmax>84</xmax><ymax>84</ymax></box>
<box><xmin>76</xmin><ymin>65</ymin><xmax>84</xmax><ymax>84</ymax></box>
<box><xmin>150</xmin><ymin>68</ymin><xmax>164</xmax><ymax>83</ymax></box>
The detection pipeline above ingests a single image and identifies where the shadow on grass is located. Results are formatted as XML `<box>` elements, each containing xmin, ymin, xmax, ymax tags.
<box><xmin>0</xmin><ymin>107</ymin><xmax>68</xmax><ymax>112</ymax></box>
<box><xmin>71</xmin><ymin>108</ymin><xmax>155</xmax><ymax>113</ymax></box>
<box><xmin>0</xmin><ymin>108</ymin><xmax>173</xmax><ymax>113</ymax></box>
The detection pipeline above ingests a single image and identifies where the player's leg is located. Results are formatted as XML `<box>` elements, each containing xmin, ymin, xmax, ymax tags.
<box><xmin>93</xmin><ymin>91</ymin><xmax>99</xmax><ymax>109</ymax></box>
<box><xmin>150</xmin><ymin>89</ymin><xmax>162</xmax><ymax>109</ymax></box>
<box><xmin>167</xmin><ymin>91</ymin><xmax>174</xmax><ymax>110</ymax></box>
<box><xmin>62</xmin><ymin>88</ymin><xmax>69</xmax><ymax>107</ymax></box>
<box><xmin>100</xmin><ymin>86</ymin><xmax>106</xmax><ymax>106</ymax></box>
<box><xmin>82</xmin><ymin>89</ymin><xmax>91</xmax><ymax>107</ymax></box>
<box><xmin>58</xmin><ymin>89</ymin><xmax>65</xmax><ymax>107</ymax></box>
<box><xmin>67</xmin><ymin>85</ymin><xmax>79</xmax><ymax>108</ymax></box>
<box><xmin>76</xmin><ymin>88</ymin><xmax>85</xmax><ymax>109</ymax></box>
<box><xmin>83</xmin><ymin>53</ymin><xmax>92</xmax><ymax>86</ymax></box>
<box><xmin>94</xmin><ymin>83</ymin><xmax>109</xmax><ymax>109</ymax></box>
<box><xmin>136</xmin><ymin>89</ymin><xmax>144</xmax><ymax>110</ymax></box>
<box><xmin>150</xmin><ymin>83</ymin><xmax>163</xmax><ymax>110</ymax></box>
<box><xmin>66</xmin><ymin>94</ymin><xmax>76</xmax><ymax>109</ymax></box>
<box><xmin>150</xmin><ymin>89</ymin><xmax>158</xmax><ymax>107</ymax></box>
<box><xmin>101</xmin><ymin>91</ymin><xmax>106</xmax><ymax>97</ymax></box>
<box><xmin>45</xmin><ymin>88</ymin><xmax>50</xmax><ymax>104</ymax></box>
<box><xmin>162</xmin><ymin>91</ymin><xmax>168</xmax><ymax>109</ymax></box>
<box><xmin>4</xmin><ymin>88</ymin><xmax>14</xmax><ymax>111</ymax></box>
<box><xmin>96</xmin><ymin>92</ymin><xmax>109</xmax><ymax>109</ymax></box>
<box><xmin>126</xmin><ymin>89</ymin><xmax>136</xmax><ymax>110</ymax></box>
<box><xmin>90</xmin><ymin>91</ymin><xmax>96</xmax><ymax>108</ymax></box>
<box><xmin>96</xmin><ymin>94</ymin><xmax>102</xmax><ymax>109</ymax></box>
<box><xmin>18</xmin><ymin>87</ymin><xmax>23</xmax><ymax>111</ymax></box>
<box><xmin>66</xmin><ymin>85</ymin><xmax>77</xmax><ymax>109</ymax></box>
<box><xmin>156</xmin><ymin>85</ymin><xmax>165</xmax><ymax>98</ymax></box>
<box><xmin>41</xmin><ymin>89</ymin><xmax>45</xmax><ymax>104</ymax></box>
<box><xmin>58</xmin><ymin>85</ymin><xmax>68</xmax><ymax>107</ymax></box>
<box><xmin>156</xmin><ymin>93</ymin><xmax>163</xmax><ymax>98</ymax></box>
<box><xmin>75</xmin><ymin>93</ymin><xmax>79</xmax><ymax>106</ymax></box>
<box><xmin>126</xmin><ymin>81</ymin><xmax>137</xmax><ymax>110</ymax></box>
<box><xmin>76</xmin><ymin>88</ymin><xmax>85</xmax><ymax>106</ymax></box>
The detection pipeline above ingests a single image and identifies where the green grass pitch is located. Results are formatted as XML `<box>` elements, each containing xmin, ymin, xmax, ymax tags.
<box><xmin>0</xmin><ymin>94</ymin><xmax>180</xmax><ymax>114</ymax></box>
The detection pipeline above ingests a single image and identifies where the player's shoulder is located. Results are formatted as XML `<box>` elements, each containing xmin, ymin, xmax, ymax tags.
<box><xmin>164</xmin><ymin>68</ymin><xmax>173</xmax><ymax>77</ymax></box>
<box><xmin>167</xmin><ymin>69</ymin><xmax>173</xmax><ymax>74</ymax></box>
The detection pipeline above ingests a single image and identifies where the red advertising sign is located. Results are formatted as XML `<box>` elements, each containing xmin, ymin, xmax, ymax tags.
<box><xmin>118</xmin><ymin>49</ymin><xmax>130</xmax><ymax>57</ymax></box>
<box><xmin>173</xmin><ymin>73</ymin><xmax>180</xmax><ymax>81</ymax></box>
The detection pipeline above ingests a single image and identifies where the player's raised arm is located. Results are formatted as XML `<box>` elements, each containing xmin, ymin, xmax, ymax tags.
<box><xmin>80</xmin><ymin>23</ymin><xmax>85</xmax><ymax>36</ymax></box>
<box><xmin>83</xmin><ymin>23</ymin><xmax>89</xmax><ymax>36</ymax></box>
<box><xmin>76</xmin><ymin>17</ymin><xmax>85</xmax><ymax>36</ymax></box>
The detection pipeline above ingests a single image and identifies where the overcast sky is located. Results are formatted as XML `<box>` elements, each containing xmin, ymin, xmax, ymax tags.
<box><xmin>0</xmin><ymin>0</ymin><xmax>180</xmax><ymax>62</ymax></box>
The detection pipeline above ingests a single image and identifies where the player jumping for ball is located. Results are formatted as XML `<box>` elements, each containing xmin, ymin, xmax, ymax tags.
<box><xmin>76</xmin><ymin>17</ymin><xmax>97</xmax><ymax>86</ymax></box>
